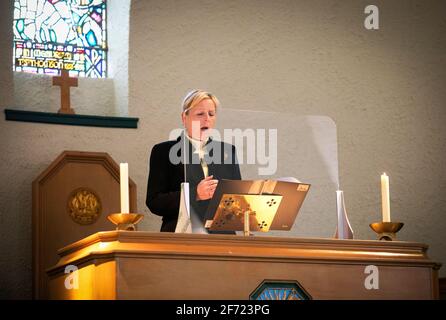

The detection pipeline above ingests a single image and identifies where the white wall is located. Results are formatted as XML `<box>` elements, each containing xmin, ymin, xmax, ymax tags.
<box><xmin>108</xmin><ymin>0</ymin><xmax>131</xmax><ymax>116</ymax></box>
<box><xmin>1</xmin><ymin>0</ymin><xmax>445</xmax><ymax>299</ymax></box>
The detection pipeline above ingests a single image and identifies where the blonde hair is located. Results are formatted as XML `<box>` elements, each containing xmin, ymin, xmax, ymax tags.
<box><xmin>182</xmin><ymin>89</ymin><xmax>220</xmax><ymax>114</ymax></box>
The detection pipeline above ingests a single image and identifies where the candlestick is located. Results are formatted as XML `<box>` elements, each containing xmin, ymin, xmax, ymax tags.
<box><xmin>107</xmin><ymin>163</ymin><xmax>143</xmax><ymax>231</ymax></box>
<box><xmin>381</xmin><ymin>173</ymin><xmax>391</xmax><ymax>222</ymax></box>
<box><xmin>370</xmin><ymin>222</ymin><xmax>404</xmax><ymax>241</ymax></box>
<box><xmin>107</xmin><ymin>213</ymin><xmax>143</xmax><ymax>231</ymax></box>
<box><xmin>120</xmin><ymin>163</ymin><xmax>129</xmax><ymax>214</ymax></box>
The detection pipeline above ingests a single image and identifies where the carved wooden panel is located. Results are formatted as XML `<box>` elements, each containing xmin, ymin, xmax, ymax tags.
<box><xmin>32</xmin><ymin>150</ymin><xmax>137</xmax><ymax>299</ymax></box>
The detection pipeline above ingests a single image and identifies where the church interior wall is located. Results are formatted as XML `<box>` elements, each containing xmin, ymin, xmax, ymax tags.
<box><xmin>0</xmin><ymin>0</ymin><xmax>445</xmax><ymax>299</ymax></box>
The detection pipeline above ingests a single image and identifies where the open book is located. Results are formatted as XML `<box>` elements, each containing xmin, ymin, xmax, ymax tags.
<box><xmin>205</xmin><ymin>178</ymin><xmax>310</xmax><ymax>232</ymax></box>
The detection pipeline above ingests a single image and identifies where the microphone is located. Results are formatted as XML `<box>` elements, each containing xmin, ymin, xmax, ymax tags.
<box><xmin>174</xmin><ymin>126</ymin><xmax>192</xmax><ymax>233</ymax></box>
<box><xmin>183</xmin><ymin>127</ymin><xmax>187</xmax><ymax>183</ymax></box>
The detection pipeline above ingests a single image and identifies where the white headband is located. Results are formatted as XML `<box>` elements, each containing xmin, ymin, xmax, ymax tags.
<box><xmin>182</xmin><ymin>89</ymin><xmax>200</xmax><ymax>113</ymax></box>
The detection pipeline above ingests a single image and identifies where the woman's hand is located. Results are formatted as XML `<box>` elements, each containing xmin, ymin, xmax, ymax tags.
<box><xmin>196</xmin><ymin>175</ymin><xmax>219</xmax><ymax>200</ymax></box>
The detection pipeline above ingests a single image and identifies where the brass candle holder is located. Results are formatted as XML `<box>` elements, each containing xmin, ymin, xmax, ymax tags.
<box><xmin>369</xmin><ymin>222</ymin><xmax>404</xmax><ymax>241</ymax></box>
<box><xmin>107</xmin><ymin>213</ymin><xmax>144</xmax><ymax>231</ymax></box>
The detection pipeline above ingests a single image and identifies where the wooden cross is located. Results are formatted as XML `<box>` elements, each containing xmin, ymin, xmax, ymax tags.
<box><xmin>52</xmin><ymin>70</ymin><xmax>78</xmax><ymax>114</ymax></box>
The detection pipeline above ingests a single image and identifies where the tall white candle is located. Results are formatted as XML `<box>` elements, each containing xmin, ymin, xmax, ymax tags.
<box><xmin>336</xmin><ymin>190</ymin><xmax>345</xmax><ymax>238</ymax></box>
<box><xmin>381</xmin><ymin>173</ymin><xmax>391</xmax><ymax>222</ymax></box>
<box><xmin>120</xmin><ymin>163</ymin><xmax>129</xmax><ymax>214</ymax></box>
<box><xmin>244</xmin><ymin>211</ymin><xmax>250</xmax><ymax>236</ymax></box>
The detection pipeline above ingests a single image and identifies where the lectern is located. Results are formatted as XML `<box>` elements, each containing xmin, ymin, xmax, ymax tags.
<box><xmin>46</xmin><ymin>231</ymin><xmax>441</xmax><ymax>299</ymax></box>
<box><xmin>205</xmin><ymin>179</ymin><xmax>310</xmax><ymax>235</ymax></box>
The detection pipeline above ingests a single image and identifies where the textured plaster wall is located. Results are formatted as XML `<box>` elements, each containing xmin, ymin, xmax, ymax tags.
<box><xmin>108</xmin><ymin>0</ymin><xmax>131</xmax><ymax>116</ymax></box>
<box><xmin>1</xmin><ymin>0</ymin><xmax>445</xmax><ymax>299</ymax></box>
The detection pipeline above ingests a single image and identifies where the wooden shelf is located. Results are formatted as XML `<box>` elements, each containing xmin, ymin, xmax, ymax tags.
<box><xmin>4</xmin><ymin>109</ymin><xmax>139</xmax><ymax>129</ymax></box>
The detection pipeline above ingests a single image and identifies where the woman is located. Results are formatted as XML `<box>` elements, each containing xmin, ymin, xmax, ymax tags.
<box><xmin>146</xmin><ymin>90</ymin><xmax>241</xmax><ymax>232</ymax></box>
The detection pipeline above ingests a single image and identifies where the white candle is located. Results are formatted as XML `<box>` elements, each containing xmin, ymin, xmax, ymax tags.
<box><xmin>120</xmin><ymin>163</ymin><xmax>129</xmax><ymax>214</ymax></box>
<box><xmin>336</xmin><ymin>190</ymin><xmax>345</xmax><ymax>238</ymax></box>
<box><xmin>381</xmin><ymin>173</ymin><xmax>391</xmax><ymax>222</ymax></box>
<box><xmin>244</xmin><ymin>211</ymin><xmax>250</xmax><ymax>236</ymax></box>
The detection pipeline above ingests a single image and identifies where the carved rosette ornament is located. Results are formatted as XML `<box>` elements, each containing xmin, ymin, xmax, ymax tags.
<box><xmin>68</xmin><ymin>188</ymin><xmax>102</xmax><ymax>225</ymax></box>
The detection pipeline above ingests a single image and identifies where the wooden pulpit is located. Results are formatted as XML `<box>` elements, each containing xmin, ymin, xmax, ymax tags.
<box><xmin>33</xmin><ymin>151</ymin><xmax>137</xmax><ymax>299</ymax></box>
<box><xmin>47</xmin><ymin>231</ymin><xmax>441</xmax><ymax>299</ymax></box>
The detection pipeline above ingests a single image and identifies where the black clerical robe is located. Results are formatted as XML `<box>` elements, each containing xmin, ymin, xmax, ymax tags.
<box><xmin>146</xmin><ymin>135</ymin><xmax>241</xmax><ymax>232</ymax></box>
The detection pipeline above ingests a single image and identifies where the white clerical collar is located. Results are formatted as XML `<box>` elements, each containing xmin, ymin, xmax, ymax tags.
<box><xmin>186</xmin><ymin>134</ymin><xmax>209</xmax><ymax>148</ymax></box>
<box><xmin>185</xmin><ymin>134</ymin><xmax>209</xmax><ymax>158</ymax></box>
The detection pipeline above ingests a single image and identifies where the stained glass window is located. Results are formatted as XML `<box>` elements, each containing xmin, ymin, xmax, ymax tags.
<box><xmin>13</xmin><ymin>0</ymin><xmax>107</xmax><ymax>78</ymax></box>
